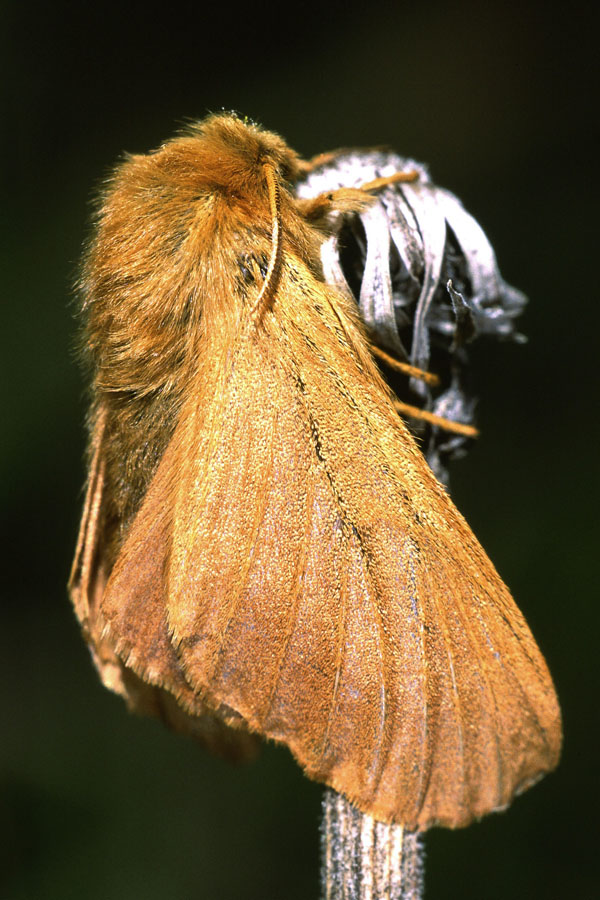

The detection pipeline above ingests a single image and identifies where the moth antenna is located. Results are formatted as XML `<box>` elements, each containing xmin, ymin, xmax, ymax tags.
<box><xmin>371</xmin><ymin>344</ymin><xmax>440</xmax><ymax>387</ymax></box>
<box><xmin>248</xmin><ymin>163</ymin><xmax>281</xmax><ymax>325</ymax></box>
<box><xmin>393</xmin><ymin>400</ymin><xmax>479</xmax><ymax>438</ymax></box>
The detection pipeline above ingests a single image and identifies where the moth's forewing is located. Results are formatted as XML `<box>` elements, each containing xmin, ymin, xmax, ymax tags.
<box><xmin>100</xmin><ymin>256</ymin><xmax>561</xmax><ymax>829</ymax></box>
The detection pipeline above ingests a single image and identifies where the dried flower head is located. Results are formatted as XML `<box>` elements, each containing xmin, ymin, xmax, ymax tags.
<box><xmin>297</xmin><ymin>150</ymin><xmax>527</xmax><ymax>479</ymax></box>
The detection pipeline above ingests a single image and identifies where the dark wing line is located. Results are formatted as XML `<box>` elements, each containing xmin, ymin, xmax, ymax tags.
<box><xmin>286</xmin><ymin>349</ymin><xmax>392</xmax><ymax>773</ymax></box>
<box><xmin>474</xmin><ymin>587</ymin><xmax>553</xmax><ymax>758</ymax></box>
<box><xmin>495</xmin><ymin>602</ymin><xmax>549</xmax><ymax>673</ymax></box>
<box><xmin>286</xmin><ymin>351</ymin><xmax>391</xmax><ymax>765</ymax></box>
<box><xmin>292</xmin><ymin>322</ymin><xmax>380</xmax><ymax>448</ymax></box>
<box><xmin>471</xmin><ymin>569</ymin><xmax>552</xmax><ymax>748</ymax></box>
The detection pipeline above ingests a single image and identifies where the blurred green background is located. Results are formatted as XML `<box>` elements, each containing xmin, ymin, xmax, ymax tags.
<box><xmin>1</xmin><ymin>1</ymin><xmax>597</xmax><ymax>897</ymax></box>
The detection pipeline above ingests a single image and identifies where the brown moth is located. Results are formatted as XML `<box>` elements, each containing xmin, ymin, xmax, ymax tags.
<box><xmin>70</xmin><ymin>114</ymin><xmax>561</xmax><ymax>830</ymax></box>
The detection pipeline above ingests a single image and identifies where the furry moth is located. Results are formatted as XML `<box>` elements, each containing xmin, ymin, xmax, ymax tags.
<box><xmin>70</xmin><ymin>114</ymin><xmax>561</xmax><ymax>830</ymax></box>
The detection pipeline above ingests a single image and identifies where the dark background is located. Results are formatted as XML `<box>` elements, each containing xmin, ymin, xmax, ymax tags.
<box><xmin>1</xmin><ymin>1</ymin><xmax>597</xmax><ymax>898</ymax></box>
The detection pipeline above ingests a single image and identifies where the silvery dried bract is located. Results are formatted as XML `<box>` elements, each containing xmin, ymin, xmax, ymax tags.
<box><xmin>297</xmin><ymin>151</ymin><xmax>527</xmax><ymax>482</ymax></box>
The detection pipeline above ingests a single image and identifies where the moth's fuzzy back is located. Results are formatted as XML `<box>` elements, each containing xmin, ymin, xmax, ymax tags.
<box><xmin>79</xmin><ymin>114</ymin><xmax>327</xmax><ymax>560</ymax></box>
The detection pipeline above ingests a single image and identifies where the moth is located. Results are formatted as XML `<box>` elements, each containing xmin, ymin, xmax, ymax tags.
<box><xmin>70</xmin><ymin>113</ymin><xmax>561</xmax><ymax>830</ymax></box>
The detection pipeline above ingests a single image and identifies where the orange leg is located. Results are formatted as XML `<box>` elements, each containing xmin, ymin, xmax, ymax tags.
<box><xmin>371</xmin><ymin>345</ymin><xmax>440</xmax><ymax>387</ymax></box>
<box><xmin>394</xmin><ymin>400</ymin><xmax>478</xmax><ymax>438</ymax></box>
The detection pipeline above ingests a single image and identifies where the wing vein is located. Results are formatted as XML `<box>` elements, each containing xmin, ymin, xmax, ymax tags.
<box><xmin>318</xmin><ymin>526</ymin><xmax>349</xmax><ymax>762</ymax></box>
<box><xmin>366</xmin><ymin>546</ymin><xmax>387</xmax><ymax>786</ymax></box>
<box><xmin>207</xmin><ymin>392</ymin><xmax>278</xmax><ymax>689</ymax></box>
<box><xmin>408</xmin><ymin>540</ymin><xmax>431</xmax><ymax>815</ymax></box>
<box><xmin>259</xmin><ymin>464</ymin><xmax>315</xmax><ymax>726</ymax></box>
<box><xmin>434</xmin><ymin>559</ymin><xmax>504</xmax><ymax>808</ymax></box>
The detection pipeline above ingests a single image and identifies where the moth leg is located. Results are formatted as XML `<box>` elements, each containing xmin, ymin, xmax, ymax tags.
<box><xmin>373</xmin><ymin>345</ymin><xmax>477</xmax><ymax>435</ymax></box>
<box><xmin>297</xmin><ymin>170</ymin><xmax>420</xmax><ymax>223</ymax></box>
<box><xmin>296</xmin><ymin>151</ymin><xmax>419</xmax><ymax>186</ymax></box>
<box><xmin>358</xmin><ymin>170</ymin><xmax>419</xmax><ymax>192</ymax></box>
<box><xmin>371</xmin><ymin>344</ymin><xmax>440</xmax><ymax>387</ymax></box>
<box><xmin>393</xmin><ymin>400</ymin><xmax>479</xmax><ymax>438</ymax></box>
<box><xmin>296</xmin><ymin>150</ymin><xmax>346</xmax><ymax>174</ymax></box>
<box><xmin>296</xmin><ymin>187</ymin><xmax>374</xmax><ymax>222</ymax></box>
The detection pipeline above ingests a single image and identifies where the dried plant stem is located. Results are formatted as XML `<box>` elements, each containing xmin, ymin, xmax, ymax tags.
<box><xmin>321</xmin><ymin>789</ymin><xmax>424</xmax><ymax>900</ymax></box>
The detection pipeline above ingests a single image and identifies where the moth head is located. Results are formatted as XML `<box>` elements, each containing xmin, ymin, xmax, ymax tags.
<box><xmin>183</xmin><ymin>113</ymin><xmax>302</xmax><ymax>193</ymax></box>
